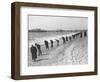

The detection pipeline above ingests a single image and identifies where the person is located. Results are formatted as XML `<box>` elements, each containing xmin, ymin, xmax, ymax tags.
<box><xmin>55</xmin><ymin>39</ymin><xmax>59</xmax><ymax>46</ymax></box>
<box><xmin>72</xmin><ymin>35</ymin><xmax>75</xmax><ymax>39</ymax></box>
<box><xmin>44</xmin><ymin>40</ymin><xmax>49</xmax><ymax>49</ymax></box>
<box><xmin>75</xmin><ymin>33</ymin><xmax>78</xmax><ymax>38</ymax></box>
<box><xmin>66</xmin><ymin>36</ymin><xmax>68</xmax><ymax>41</ymax></box>
<box><xmin>69</xmin><ymin>36</ymin><xmax>71</xmax><ymax>41</ymax></box>
<box><xmin>80</xmin><ymin>32</ymin><xmax>82</xmax><ymax>38</ymax></box>
<box><xmin>62</xmin><ymin>37</ymin><xmax>65</xmax><ymax>44</ymax></box>
<box><xmin>31</xmin><ymin>45</ymin><xmax>37</xmax><ymax>62</ymax></box>
<box><xmin>84</xmin><ymin>31</ymin><xmax>87</xmax><ymax>37</ymax></box>
<box><xmin>50</xmin><ymin>40</ymin><xmax>53</xmax><ymax>48</ymax></box>
<box><xmin>35</xmin><ymin>43</ymin><xmax>42</xmax><ymax>56</ymax></box>
<box><xmin>76</xmin><ymin>33</ymin><xmax>79</xmax><ymax>37</ymax></box>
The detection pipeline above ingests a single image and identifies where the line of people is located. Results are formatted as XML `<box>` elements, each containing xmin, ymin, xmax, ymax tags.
<box><xmin>30</xmin><ymin>31</ymin><xmax>87</xmax><ymax>62</ymax></box>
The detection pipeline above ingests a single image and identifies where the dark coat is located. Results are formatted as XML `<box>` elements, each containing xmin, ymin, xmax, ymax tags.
<box><xmin>72</xmin><ymin>35</ymin><xmax>75</xmax><ymax>39</ymax></box>
<box><xmin>35</xmin><ymin>43</ymin><xmax>42</xmax><ymax>56</ymax></box>
<box><xmin>69</xmin><ymin>37</ymin><xmax>71</xmax><ymax>41</ymax></box>
<box><xmin>31</xmin><ymin>45</ymin><xmax>37</xmax><ymax>60</ymax></box>
<box><xmin>35</xmin><ymin>43</ymin><xmax>41</xmax><ymax>51</ymax></box>
<box><xmin>66</xmin><ymin>36</ymin><xmax>68</xmax><ymax>41</ymax></box>
<box><xmin>84</xmin><ymin>31</ymin><xmax>87</xmax><ymax>37</ymax></box>
<box><xmin>75</xmin><ymin>34</ymin><xmax>77</xmax><ymax>37</ymax></box>
<box><xmin>80</xmin><ymin>32</ymin><xmax>82</xmax><ymax>38</ymax></box>
<box><xmin>56</xmin><ymin>39</ymin><xmax>59</xmax><ymax>46</ymax></box>
<box><xmin>50</xmin><ymin>40</ymin><xmax>53</xmax><ymax>48</ymax></box>
<box><xmin>44</xmin><ymin>40</ymin><xmax>49</xmax><ymax>49</ymax></box>
<box><xmin>62</xmin><ymin>37</ymin><xmax>65</xmax><ymax>44</ymax></box>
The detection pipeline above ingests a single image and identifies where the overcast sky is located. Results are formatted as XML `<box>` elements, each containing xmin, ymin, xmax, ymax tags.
<box><xmin>28</xmin><ymin>15</ymin><xmax>88</xmax><ymax>30</ymax></box>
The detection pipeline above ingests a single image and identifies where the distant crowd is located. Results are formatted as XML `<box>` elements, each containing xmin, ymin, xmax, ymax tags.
<box><xmin>31</xmin><ymin>31</ymin><xmax>87</xmax><ymax>62</ymax></box>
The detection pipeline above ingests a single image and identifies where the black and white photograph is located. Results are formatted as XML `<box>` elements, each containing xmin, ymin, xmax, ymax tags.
<box><xmin>28</xmin><ymin>15</ymin><xmax>88</xmax><ymax>66</ymax></box>
<box><xmin>11</xmin><ymin>2</ymin><xmax>97</xmax><ymax>79</ymax></box>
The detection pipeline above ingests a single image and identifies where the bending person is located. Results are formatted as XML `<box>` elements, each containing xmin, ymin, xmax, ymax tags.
<box><xmin>55</xmin><ymin>39</ymin><xmax>59</xmax><ymax>46</ymax></box>
<box><xmin>62</xmin><ymin>37</ymin><xmax>66</xmax><ymax>44</ymax></box>
<box><xmin>35</xmin><ymin>43</ymin><xmax>42</xmax><ymax>56</ymax></box>
<box><xmin>50</xmin><ymin>40</ymin><xmax>53</xmax><ymax>48</ymax></box>
<box><xmin>31</xmin><ymin>45</ymin><xmax>37</xmax><ymax>62</ymax></box>
<box><xmin>44</xmin><ymin>40</ymin><xmax>49</xmax><ymax>50</ymax></box>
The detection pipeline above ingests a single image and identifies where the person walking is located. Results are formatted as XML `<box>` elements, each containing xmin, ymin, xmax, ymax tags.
<box><xmin>72</xmin><ymin>35</ymin><xmax>75</xmax><ymax>39</ymax></box>
<box><xmin>31</xmin><ymin>45</ymin><xmax>37</xmax><ymax>62</ymax></box>
<box><xmin>50</xmin><ymin>40</ymin><xmax>53</xmax><ymax>48</ymax></box>
<box><xmin>80</xmin><ymin>32</ymin><xmax>82</xmax><ymax>38</ymax></box>
<box><xmin>66</xmin><ymin>36</ymin><xmax>68</xmax><ymax>41</ymax></box>
<box><xmin>35</xmin><ymin>43</ymin><xmax>42</xmax><ymax>56</ymax></box>
<box><xmin>62</xmin><ymin>37</ymin><xmax>65</xmax><ymax>44</ymax></box>
<box><xmin>44</xmin><ymin>40</ymin><xmax>49</xmax><ymax>50</ymax></box>
<box><xmin>55</xmin><ymin>39</ymin><xmax>59</xmax><ymax>46</ymax></box>
<box><xmin>84</xmin><ymin>31</ymin><xmax>87</xmax><ymax>37</ymax></box>
<box><xmin>69</xmin><ymin>36</ymin><xmax>71</xmax><ymax>41</ymax></box>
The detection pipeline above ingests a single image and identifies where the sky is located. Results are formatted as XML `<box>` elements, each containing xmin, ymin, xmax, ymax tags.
<box><xmin>28</xmin><ymin>15</ymin><xmax>88</xmax><ymax>30</ymax></box>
